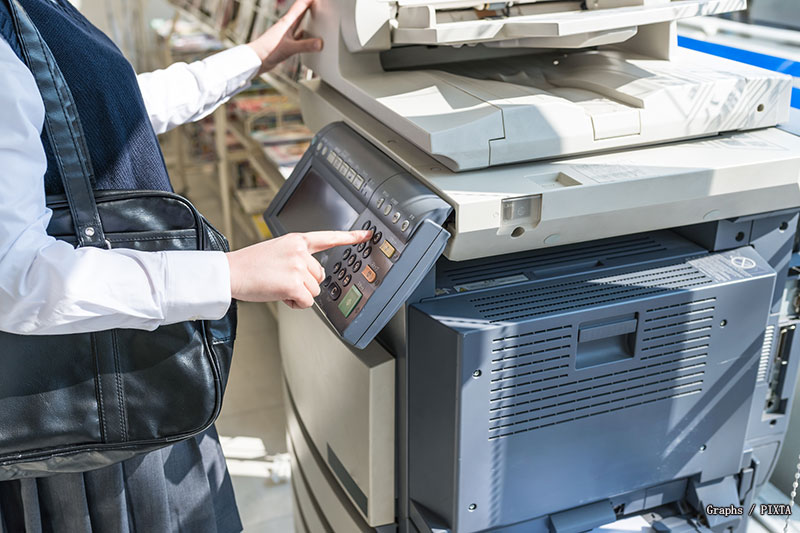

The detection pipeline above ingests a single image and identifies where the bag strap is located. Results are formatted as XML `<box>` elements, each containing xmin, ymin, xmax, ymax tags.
<box><xmin>6</xmin><ymin>0</ymin><xmax>108</xmax><ymax>248</ymax></box>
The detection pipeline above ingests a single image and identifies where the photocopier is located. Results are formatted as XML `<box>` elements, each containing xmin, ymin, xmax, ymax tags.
<box><xmin>262</xmin><ymin>1</ymin><xmax>800</xmax><ymax>532</ymax></box>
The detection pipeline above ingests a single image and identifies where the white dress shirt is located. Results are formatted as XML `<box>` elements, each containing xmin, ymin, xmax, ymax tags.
<box><xmin>0</xmin><ymin>36</ymin><xmax>262</xmax><ymax>335</ymax></box>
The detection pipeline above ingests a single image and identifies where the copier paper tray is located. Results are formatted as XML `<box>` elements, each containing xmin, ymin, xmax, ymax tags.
<box><xmin>407</xmin><ymin>231</ymin><xmax>776</xmax><ymax>532</ymax></box>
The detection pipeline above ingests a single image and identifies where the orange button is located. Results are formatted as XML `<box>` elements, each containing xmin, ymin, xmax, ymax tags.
<box><xmin>362</xmin><ymin>265</ymin><xmax>377</xmax><ymax>283</ymax></box>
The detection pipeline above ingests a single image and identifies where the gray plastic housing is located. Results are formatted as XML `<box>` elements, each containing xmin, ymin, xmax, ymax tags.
<box><xmin>265</xmin><ymin>122</ymin><xmax>452</xmax><ymax>349</ymax></box>
<box><xmin>408</xmin><ymin>232</ymin><xmax>777</xmax><ymax>532</ymax></box>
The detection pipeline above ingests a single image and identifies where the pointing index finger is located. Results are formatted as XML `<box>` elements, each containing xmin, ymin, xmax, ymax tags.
<box><xmin>304</xmin><ymin>230</ymin><xmax>372</xmax><ymax>254</ymax></box>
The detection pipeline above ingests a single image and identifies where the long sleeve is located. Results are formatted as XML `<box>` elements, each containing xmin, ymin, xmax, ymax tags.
<box><xmin>0</xmin><ymin>37</ymin><xmax>232</xmax><ymax>335</ymax></box>
<box><xmin>137</xmin><ymin>45</ymin><xmax>262</xmax><ymax>134</ymax></box>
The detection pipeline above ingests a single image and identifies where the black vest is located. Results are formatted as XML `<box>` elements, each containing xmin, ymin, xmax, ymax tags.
<box><xmin>0</xmin><ymin>0</ymin><xmax>172</xmax><ymax>194</ymax></box>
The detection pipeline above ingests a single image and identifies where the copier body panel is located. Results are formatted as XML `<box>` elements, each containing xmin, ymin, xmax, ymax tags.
<box><xmin>409</xmin><ymin>235</ymin><xmax>776</xmax><ymax>531</ymax></box>
<box><xmin>266</xmin><ymin>118</ymin><xmax>800</xmax><ymax>533</ymax></box>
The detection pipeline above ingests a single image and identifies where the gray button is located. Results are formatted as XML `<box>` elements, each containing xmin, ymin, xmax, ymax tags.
<box><xmin>353</xmin><ymin>175</ymin><xmax>365</xmax><ymax>190</ymax></box>
<box><xmin>376</xmin><ymin>197</ymin><xmax>385</xmax><ymax>208</ymax></box>
<box><xmin>392</xmin><ymin>212</ymin><xmax>401</xmax><ymax>224</ymax></box>
<box><xmin>400</xmin><ymin>220</ymin><xmax>410</xmax><ymax>232</ymax></box>
<box><xmin>383</xmin><ymin>204</ymin><xmax>392</xmax><ymax>216</ymax></box>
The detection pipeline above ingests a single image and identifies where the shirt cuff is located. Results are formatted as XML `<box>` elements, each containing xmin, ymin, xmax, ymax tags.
<box><xmin>202</xmin><ymin>44</ymin><xmax>263</xmax><ymax>99</ymax></box>
<box><xmin>163</xmin><ymin>250</ymin><xmax>232</xmax><ymax>323</ymax></box>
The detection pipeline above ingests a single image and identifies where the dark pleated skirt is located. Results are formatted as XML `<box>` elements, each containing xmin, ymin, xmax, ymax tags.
<box><xmin>0</xmin><ymin>426</ymin><xmax>241</xmax><ymax>533</ymax></box>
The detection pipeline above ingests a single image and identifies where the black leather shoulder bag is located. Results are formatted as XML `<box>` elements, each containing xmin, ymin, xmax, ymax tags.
<box><xmin>0</xmin><ymin>0</ymin><xmax>236</xmax><ymax>480</ymax></box>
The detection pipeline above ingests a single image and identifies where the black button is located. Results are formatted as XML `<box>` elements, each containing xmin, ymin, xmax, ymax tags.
<box><xmin>357</xmin><ymin>242</ymin><xmax>366</xmax><ymax>252</ymax></box>
<box><xmin>343</xmin><ymin>274</ymin><xmax>352</xmax><ymax>286</ymax></box>
<box><xmin>353</xmin><ymin>260</ymin><xmax>362</xmax><ymax>272</ymax></box>
<box><xmin>347</xmin><ymin>255</ymin><xmax>356</xmax><ymax>266</ymax></box>
<box><xmin>372</xmin><ymin>231</ymin><xmax>382</xmax><ymax>244</ymax></box>
<box><xmin>322</xmin><ymin>275</ymin><xmax>331</xmax><ymax>288</ymax></box>
<box><xmin>362</xmin><ymin>220</ymin><xmax>371</xmax><ymax>230</ymax></box>
<box><xmin>363</xmin><ymin>247</ymin><xmax>372</xmax><ymax>258</ymax></box>
<box><xmin>369</xmin><ymin>225</ymin><xmax>377</xmax><ymax>235</ymax></box>
<box><xmin>333</xmin><ymin>262</ymin><xmax>341</xmax><ymax>273</ymax></box>
<box><xmin>343</xmin><ymin>248</ymin><xmax>351</xmax><ymax>260</ymax></box>
<box><xmin>329</xmin><ymin>283</ymin><xmax>341</xmax><ymax>300</ymax></box>
<box><xmin>337</xmin><ymin>269</ymin><xmax>346</xmax><ymax>280</ymax></box>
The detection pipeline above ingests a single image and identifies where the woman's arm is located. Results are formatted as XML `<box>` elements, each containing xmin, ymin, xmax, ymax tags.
<box><xmin>137</xmin><ymin>45</ymin><xmax>261</xmax><ymax>135</ymax></box>
<box><xmin>137</xmin><ymin>0</ymin><xmax>322</xmax><ymax>135</ymax></box>
<box><xmin>0</xmin><ymin>36</ymin><xmax>232</xmax><ymax>334</ymax></box>
<box><xmin>0</xmin><ymin>33</ymin><xmax>366</xmax><ymax>334</ymax></box>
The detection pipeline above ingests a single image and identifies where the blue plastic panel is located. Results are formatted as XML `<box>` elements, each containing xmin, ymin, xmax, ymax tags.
<box><xmin>679</xmin><ymin>35</ymin><xmax>800</xmax><ymax>108</ymax></box>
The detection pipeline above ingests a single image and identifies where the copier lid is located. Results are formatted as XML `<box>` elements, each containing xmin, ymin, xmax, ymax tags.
<box><xmin>357</xmin><ymin>48</ymin><xmax>792</xmax><ymax>170</ymax></box>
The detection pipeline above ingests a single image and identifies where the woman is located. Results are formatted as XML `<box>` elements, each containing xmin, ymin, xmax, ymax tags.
<box><xmin>0</xmin><ymin>0</ymin><xmax>368</xmax><ymax>530</ymax></box>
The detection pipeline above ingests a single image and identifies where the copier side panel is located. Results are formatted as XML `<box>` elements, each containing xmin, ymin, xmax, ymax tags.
<box><xmin>409</xmin><ymin>242</ymin><xmax>775</xmax><ymax>532</ymax></box>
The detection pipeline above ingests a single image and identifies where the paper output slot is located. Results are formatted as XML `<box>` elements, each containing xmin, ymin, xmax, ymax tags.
<box><xmin>577</xmin><ymin>315</ymin><xmax>638</xmax><ymax>369</ymax></box>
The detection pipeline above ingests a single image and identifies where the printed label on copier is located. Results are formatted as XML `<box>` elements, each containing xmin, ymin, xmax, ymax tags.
<box><xmin>692</xmin><ymin>133</ymin><xmax>784</xmax><ymax>152</ymax></box>
<box><xmin>453</xmin><ymin>274</ymin><xmax>529</xmax><ymax>293</ymax></box>
<box><xmin>568</xmin><ymin>160</ymin><xmax>650</xmax><ymax>184</ymax></box>
<box><xmin>689</xmin><ymin>252</ymin><xmax>769</xmax><ymax>283</ymax></box>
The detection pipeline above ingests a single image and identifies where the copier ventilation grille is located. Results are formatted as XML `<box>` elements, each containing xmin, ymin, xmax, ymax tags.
<box><xmin>471</xmin><ymin>262</ymin><xmax>713</xmax><ymax>323</ymax></box>
<box><xmin>487</xmin><ymin>299</ymin><xmax>713</xmax><ymax>440</ymax></box>
<box><xmin>757</xmin><ymin>325</ymin><xmax>775</xmax><ymax>382</ymax></box>
<box><xmin>444</xmin><ymin>235</ymin><xmax>667</xmax><ymax>285</ymax></box>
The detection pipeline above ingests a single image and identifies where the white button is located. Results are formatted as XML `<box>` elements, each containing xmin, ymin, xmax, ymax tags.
<box><xmin>340</xmin><ymin>162</ymin><xmax>350</xmax><ymax>176</ymax></box>
<box><xmin>383</xmin><ymin>204</ymin><xmax>392</xmax><ymax>216</ymax></box>
<box><xmin>376</xmin><ymin>197</ymin><xmax>384</xmax><ymax>208</ymax></box>
<box><xmin>326</xmin><ymin>151</ymin><xmax>335</xmax><ymax>163</ymax></box>
<box><xmin>346</xmin><ymin>169</ymin><xmax>356</xmax><ymax>182</ymax></box>
<box><xmin>353</xmin><ymin>175</ymin><xmax>365</xmax><ymax>190</ymax></box>
<box><xmin>392</xmin><ymin>212</ymin><xmax>401</xmax><ymax>223</ymax></box>
<box><xmin>401</xmin><ymin>220</ymin><xmax>410</xmax><ymax>232</ymax></box>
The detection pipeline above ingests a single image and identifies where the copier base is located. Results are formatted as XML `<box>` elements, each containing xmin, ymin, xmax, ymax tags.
<box><xmin>279</xmin><ymin>209</ymin><xmax>800</xmax><ymax>533</ymax></box>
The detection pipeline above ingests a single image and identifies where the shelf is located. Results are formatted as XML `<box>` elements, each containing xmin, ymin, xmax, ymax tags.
<box><xmin>260</xmin><ymin>72</ymin><xmax>300</xmax><ymax>105</ymax></box>
<box><xmin>227</xmin><ymin>119</ymin><xmax>288</xmax><ymax>192</ymax></box>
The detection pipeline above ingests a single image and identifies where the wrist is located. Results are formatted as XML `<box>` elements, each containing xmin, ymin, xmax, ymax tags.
<box><xmin>225</xmin><ymin>251</ymin><xmax>242</xmax><ymax>301</ymax></box>
<box><xmin>246</xmin><ymin>41</ymin><xmax>264</xmax><ymax>63</ymax></box>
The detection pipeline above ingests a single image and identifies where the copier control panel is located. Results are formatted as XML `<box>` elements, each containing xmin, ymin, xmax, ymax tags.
<box><xmin>265</xmin><ymin>122</ymin><xmax>452</xmax><ymax>349</ymax></box>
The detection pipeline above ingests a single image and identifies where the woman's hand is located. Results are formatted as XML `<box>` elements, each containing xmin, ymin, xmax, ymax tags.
<box><xmin>226</xmin><ymin>230</ymin><xmax>371</xmax><ymax>309</ymax></box>
<box><xmin>247</xmin><ymin>0</ymin><xmax>322</xmax><ymax>74</ymax></box>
